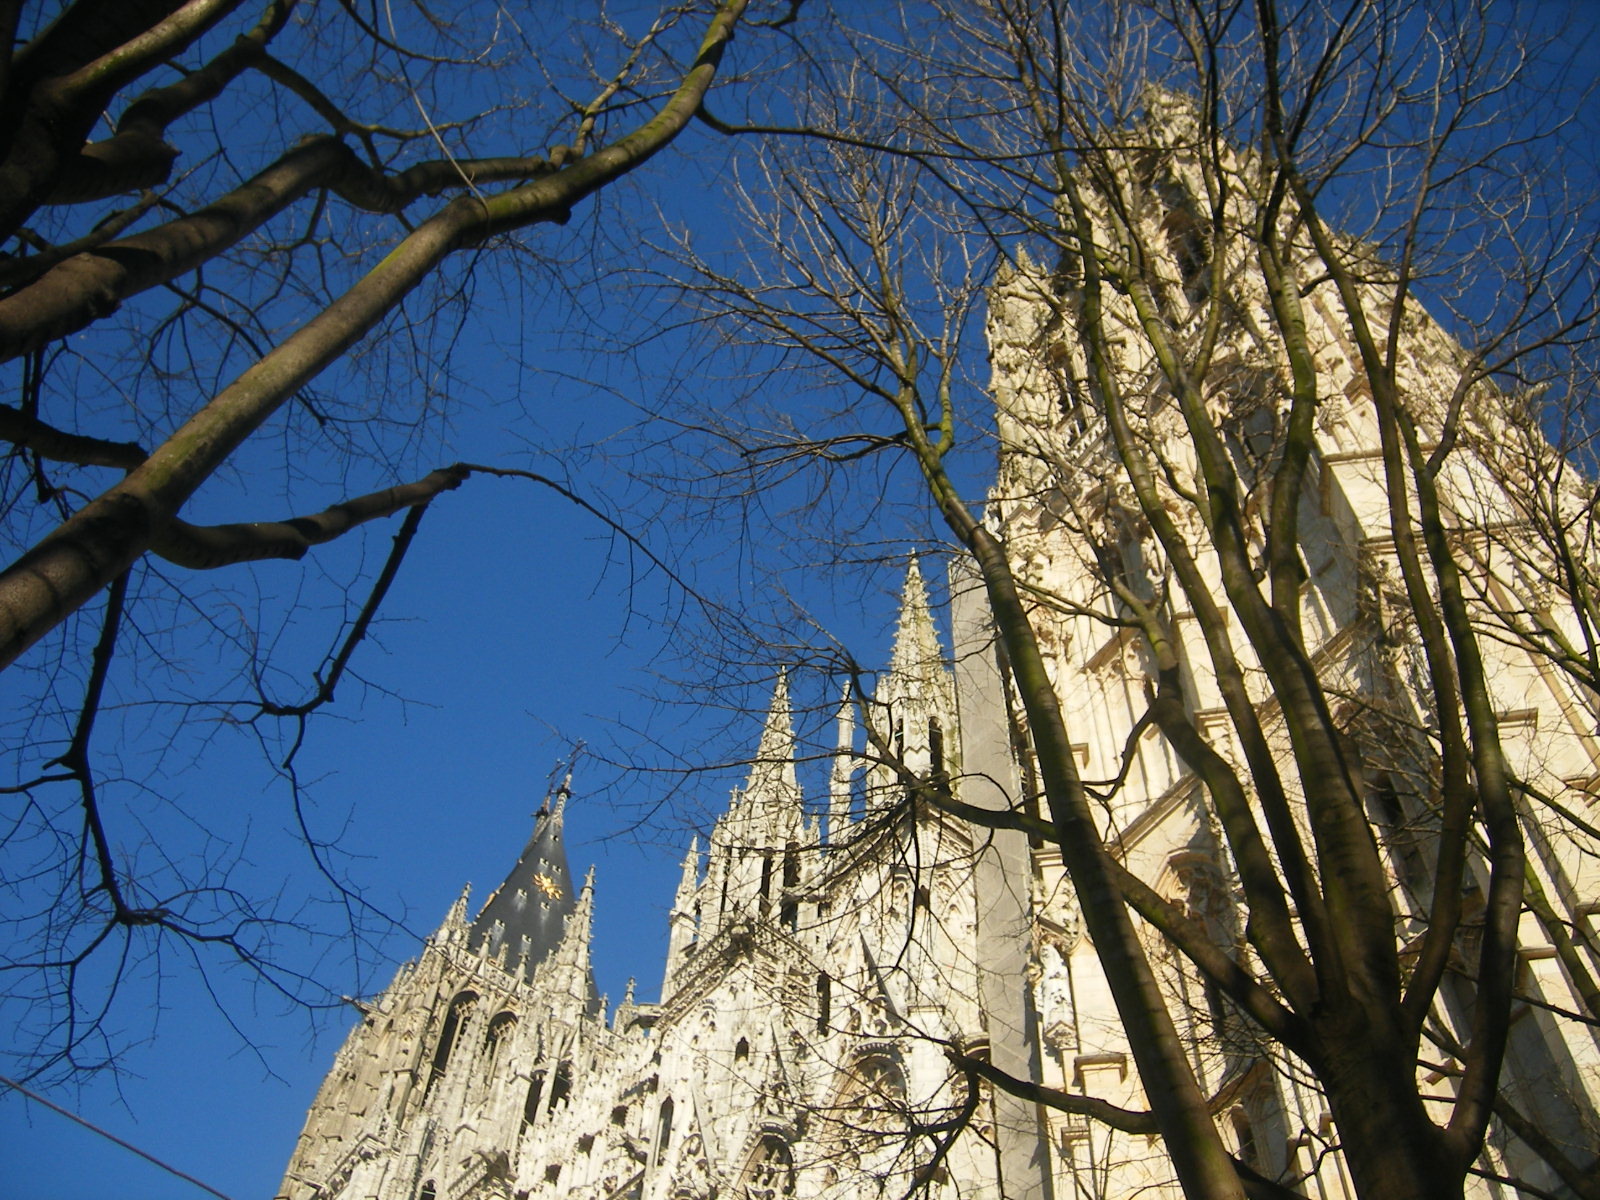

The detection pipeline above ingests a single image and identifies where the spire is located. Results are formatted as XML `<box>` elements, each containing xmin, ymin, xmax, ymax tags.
<box><xmin>828</xmin><ymin>688</ymin><xmax>856</xmax><ymax>845</ymax></box>
<box><xmin>543</xmin><ymin>862</ymin><xmax>600</xmax><ymax>1019</ymax></box>
<box><xmin>752</xmin><ymin>668</ymin><xmax>795</xmax><ymax>775</ymax></box>
<box><xmin>466</xmin><ymin>779</ymin><xmax>582</xmax><ymax>982</ymax></box>
<box><xmin>889</xmin><ymin>557</ymin><xmax>943</xmax><ymax>683</ymax></box>
<box><xmin>561</xmin><ymin>867</ymin><xmax>595</xmax><ymax>955</ymax></box>
<box><xmin>743</xmin><ymin>669</ymin><xmax>800</xmax><ymax>805</ymax></box>
<box><xmin>675</xmin><ymin>837</ymin><xmax>700</xmax><ymax>909</ymax></box>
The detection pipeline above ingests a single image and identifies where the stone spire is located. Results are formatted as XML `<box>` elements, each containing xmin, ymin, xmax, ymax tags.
<box><xmin>664</xmin><ymin>837</ymin><xmax>703</xmax><ymax>996</ymax></box>
<box><xmin>828</xmin><ymin>688</ymin><xmax>857</xmax><ymax>846</ymax></box>
<box><xmin>872</xmin><ymin>558</ymin><xmax>959</xmax><ymax>793</ymax></box>
<box><xmin>744</xmin><ymin>668</ymin><xmax>799</xmax><ymax>801</ymax></box>
<box><xmin>887</xmin><ymin>556</ymin><xmax>943</xmax><ymax>689</ymax></box>
<box><xmin>542</xmin><ymin>865</ymin><xmax>598</xmax><ymax>1019</ymax></box>
<box><xmin>732</xmin><ymin>669</ymin><xmax>804</xmax><ymax>847</ymax></box>
<box><xmin>675</xmin><ymin>837</ymin><xmax>701</xmax><ymax>908</ymax></box>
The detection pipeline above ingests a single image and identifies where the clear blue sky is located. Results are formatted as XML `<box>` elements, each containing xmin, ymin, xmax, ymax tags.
<box><xmin>0</xmin><ymin>317</ymin><xmax>926</xmax><ymax>1198</ymax></box>
<box><xmin>0</xmin><ymin>156</ymin><xmax>931</xmax><ymax>1193</ymax></box>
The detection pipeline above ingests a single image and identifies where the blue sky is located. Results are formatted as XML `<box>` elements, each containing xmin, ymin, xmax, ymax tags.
<box><xmin>0</xmin><ymin>327</ymin><xmax>930</xmax><ymax>1198</ymax></box>
<box><xmin>0</xmin><ymin>195</ymin><xmax>936</xmax><ymax>1194</ymax></box>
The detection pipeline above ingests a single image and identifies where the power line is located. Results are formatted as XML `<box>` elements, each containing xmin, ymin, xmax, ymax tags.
<box><xmin>0</xmin><ymin>1073</ymin><xmax>238</xmax><ymax>1200</ymax></box>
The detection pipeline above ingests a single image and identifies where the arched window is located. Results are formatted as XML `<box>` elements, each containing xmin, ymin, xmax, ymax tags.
<box><xmin>419</xmin><ymin>1181</ymin><xmax>436</xmax><ymax>1200</ymax></box>
<box><xmin>816</xmin><ymin>974</ymin><xmax>831</xmax><ymax>1033</ymax></box>
<box><xmin>484</xmin><ymin>1011</ymin><xmax>516</xmax><ymax>1073</ymax></box>
<box><xmin>549</xmin><ymin>1060</ymin><xmax>572</xmax><ymax>1108</ymax></box>
<box><xmin>1162</xmin><ymin>206</ymin><xmax>1210</xmax><ymax>304</ymax></box>
<box><xmin>523</xmin><ymin>1069</ymin><xmax>546</xmax><ymax>1125</ymax></box>
<box><xmin>744</xmin><ymin>1136</ymin><xmax>795</xmax><ymax>1198</ymax></box>
<box><xmin>758</xmin><ymin>853</ymin><xmax>774</xmax><ymax>916</ymax></box>
<box><xmin>781</xmin><ymin>842</ymin><xmax>800</xmax><ymax>889</ymax></box>
<box><xmin>735</xmin><ymin>1036</ymin><xmax>751</xmax><ymax>1062</ymax></box>
<box><xmin>847</xmin><ymin>1053</ymin><xmax>907</xmax><ymax>1124</ymax></box>
<box><xmin>426</xmin><ymin>991</ymin><xmax>478</xmax><ymax>1093</ymax></box>
<box><xmin>928</xmin><ymin>717</ymin><xmax>944</xmax><ymax>778</ymax></box>
<box><xmin>780</xmin><ymin>842</ymin><xmax>800</xmax><ymax>929</ymax></box>
<box><xmin>656</xmin><ymin>1096</ymin><xmax>675</xmax><ymax>1154</ymax></box>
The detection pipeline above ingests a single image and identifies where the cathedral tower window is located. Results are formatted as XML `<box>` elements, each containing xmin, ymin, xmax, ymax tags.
<box><xmin>550</xmin><ymin>1060</ymin><xmax>572</xmax><ymax>1108</ymax></box>
<box><xmin>419</xmin><ymin>1181</ymin><xmax>436</xmax><ymax>1200</ymax></box>
<box><xmin>759</xmin><ymin>853</ymin><xmax>774</xmax><ymax>916</ymax></box>
<box><xmin>928</xmin><ymin>717</ymin><xmax>944</xmax><ymax>779</ymax></box>
<box><xmin>655</xmin><ymin>1096</ymin><xmax>675</xmax><ymax>1153</ymax></box>
<box><xmin>484</xmin><ymin>1011</ymin><xmax>516</xmax><ymax>1074</ymax></box>
<box><xmin>780</xmin><ymin>842</ymin><xmax>800</xmax><ymax>930</ymax></box>
<box><xmin>847</xmin><ymin>1053</ymin><xmax>907</xmax><ymax>1124</ymax></box>
<box><xmin>744</xmin><ymin>1137</ymin><xmax>795</xmax><ymax>1198</ymax></box>
<box><xmin>816</xmin><ymin>973</ymin><xmax>831</xmax><ymax>1033</ymax></box>
<box><xmin>1230</xmin><ymin>1107</ymin><xmax>1260</xmax><ymax>1169</ymax></box>
<box><xmin>426</xmin><ymin>991</ymin><xmax>477</xmax><ymax>1094</ymax></box>
<box><xmin>735</xmin><ymin>1036</ymin><xmax>750</xmax><ymax>1062</ymax></box>
<box><xmin>782</xmin><ymin>843</ymin><xmax>800</xmax><ymax>889</ymax></box>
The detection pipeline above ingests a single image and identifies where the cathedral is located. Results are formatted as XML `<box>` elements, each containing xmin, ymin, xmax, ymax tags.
<box><xmin>276</xmin><ymin>557</ymin><xmax>1052</xmax><ymax>1200</ymax></box>
<box><xmin>278</xmin><ymin>101</ymin><xmax>1600</xmax><ymax>1200</ymax></box>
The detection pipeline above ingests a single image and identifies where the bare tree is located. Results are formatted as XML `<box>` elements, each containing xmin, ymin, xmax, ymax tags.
<box><xmin>651</xmin><ymin>2</ymin><xmax>1600</xmax><ymax>1198</ymax></box>
<box><xmin>0</xmin><ymin>0</ymin><xmax>761</xmax><ymax>1082</ymax></box>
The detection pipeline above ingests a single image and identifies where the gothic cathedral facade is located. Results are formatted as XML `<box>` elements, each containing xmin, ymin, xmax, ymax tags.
<box><xmin>279</xmin><ymin>103</ymin><xmax>1600</xmax><ymax>1200</ymax></box>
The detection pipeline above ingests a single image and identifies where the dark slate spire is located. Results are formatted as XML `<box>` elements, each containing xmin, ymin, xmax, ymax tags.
<box><xmin>468</xmin><ymin>773</ymin><xmax>579</xmax><ymax>981</ymax></box>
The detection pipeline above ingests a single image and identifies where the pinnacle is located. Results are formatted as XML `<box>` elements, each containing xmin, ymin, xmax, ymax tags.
<box><xmin>743</xmin><ymin>668</ymin><xmax>801</xmax><ymax>805</ymax></box>
<box><xmin>753</xmin><ymin>667</ymin><xmax>794</xmax><ymax>767</ymax></box>
<box><xmin>889</xmin><ymin>556</ymin><xmax>943</xmax><ymax>682</ymax></box>
<box><xmin>676</xmin><ymin>837</ymin><xmax>701</xmax><ymax>902</ymax></box>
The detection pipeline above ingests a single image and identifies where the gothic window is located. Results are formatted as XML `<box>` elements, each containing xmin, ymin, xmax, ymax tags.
<box><xmin>780</xmin><ymin>842</ymin><xmax>800</xmax><ymax>931</ymax></box>
<box><xmin>735</xmin><ymin>1036</ymin><xmax>751</xmax><ymax>1062</ymax></box>
<box><xmin>655</xmin><ymin>1096</ymin><xmax>675</xmax><ymax>1153</ymax></box>
<box><xmin>743</xmin><ymin>1136</ymin><xmax>795</xmax><ymax>1198</ymax></box>
<box><xmin>759</xmin><ymin>854</ymin><xmax>773</xmax><ymax>916</ymax></box>
<box><xmin>1162</xmin><ymin>207</ymin><xmax>1210</xmax><ymax>304</ymax></box>
<box><xmin>1155</xmin><ymin>176</ymin><xmax>1210</xmax><ymax>306</ymax></box>
<box><xmin>426</xmin><ymin>991</ymin><xmax>478</xmax><ymax>1094</ymax></box>
<box><xmin>419</xmin><ymin>1182</ymin><xmax>436</xmax><ymax>1200</ymax></box>
<box><xmin>550</xmin><ymin>1060</ymin><xmax>572</xmax><ymax>1108</ymax></box>
<box><xmin>816</xmin><ymin>973</ymin><xmax>831</xmax><ymax>1033</ymax></box>
<box><xmin>846</xmin><ymin>1053</ymin><xmax>907</xmax><ymax>1124</ymax></box>
<box><xmin>856</xmin><ymin>1054</ymin><xmax>905</xmax><ymax>1099</ymax></box>
<box><xmin>782</xmin><ymin>843</ymin><xmax>800</xmax><ymax>888</ymax></box>
<box><xmin>523</xmin><ymin>1069</ymin><xmax>546</xmax><ymax>1125</ymax></box>
<box><xmin>484</xmin><ymin>1011</ymin><xmax>516</xmax><ymax>1074</ymax></box>
<box><xmin>928</xmin><ymin>718</ymin><xmax>944</xmax><ymax>779</ymax></box>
